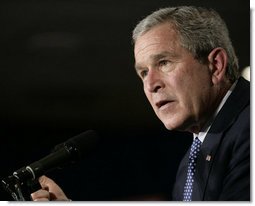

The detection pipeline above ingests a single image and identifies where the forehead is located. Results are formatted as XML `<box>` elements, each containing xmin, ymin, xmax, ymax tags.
<box><xmin>134</xmin><ymin>23</ymin><xmax>181</xmax><ymax>67</ymax></box>
<box><xmin>134</xmin><ymin>23</ymin><xmax>180</xmax><ymax>55</ymax></box>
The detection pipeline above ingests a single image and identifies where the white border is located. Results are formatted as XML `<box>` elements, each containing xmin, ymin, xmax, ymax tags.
<box><xmin>251</xmin><ymin>1</ymin><xmax>254</xmax><ymax>204</ymax></box>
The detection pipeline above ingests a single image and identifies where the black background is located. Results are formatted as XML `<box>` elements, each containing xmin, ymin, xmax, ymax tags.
<box><xmin>0</xmin><ymin>0</ymin><xmax>249</xmax><ymax>201</ymax></box>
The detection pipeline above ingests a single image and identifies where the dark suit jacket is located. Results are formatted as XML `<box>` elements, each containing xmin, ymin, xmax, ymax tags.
<box><xmin>172</xmin><ymin>77</ymin><xmax>250</xmax><ymax>201</ymax></box>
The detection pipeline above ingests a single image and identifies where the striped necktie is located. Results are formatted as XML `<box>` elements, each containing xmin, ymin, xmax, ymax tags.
<box><xmin>183</xmin><ymin>137</ymin><xmax>202</xmax><ymax>201</ymax></box>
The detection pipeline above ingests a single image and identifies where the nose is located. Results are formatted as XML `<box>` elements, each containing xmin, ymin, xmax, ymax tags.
<box><xmin>144</xmin><ymin>70</ymin><xmax>164</xmax><ymax>93</ymax></box>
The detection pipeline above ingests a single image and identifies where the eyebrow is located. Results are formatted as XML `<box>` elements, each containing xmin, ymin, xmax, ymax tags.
<box><xmin>134</xmin><ymin>51</ymin><xmax>176</xmax><ymax>72</ymax></box>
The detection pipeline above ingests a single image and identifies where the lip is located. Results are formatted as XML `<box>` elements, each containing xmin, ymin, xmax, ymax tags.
<box><xmin>156</xmin><ymin>100</ymin><xmax>173</xmax><ymax>109</ymax></box>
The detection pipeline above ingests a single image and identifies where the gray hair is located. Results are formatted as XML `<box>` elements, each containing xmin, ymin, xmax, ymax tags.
<box><xmin>132</xmin><ymin>6</ymin><xmax>239</xmax><ymax>82</ymax></box>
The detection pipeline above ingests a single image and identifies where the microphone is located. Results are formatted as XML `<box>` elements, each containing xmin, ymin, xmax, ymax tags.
<box><xmin>12</xmin><ymin>130</ymin><xmax>99</xmax><ymax>182</ymax></box>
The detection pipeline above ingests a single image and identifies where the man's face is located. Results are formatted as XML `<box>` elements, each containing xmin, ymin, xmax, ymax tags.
<box><xmin>134</xmin><ymin>23</ymin><xmax>216</xmax><ymax>133</ymax></box>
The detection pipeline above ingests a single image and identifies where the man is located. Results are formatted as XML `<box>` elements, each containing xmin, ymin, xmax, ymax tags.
<box><xmin>31</xmin><ymin>6</ymin><xmax>250</xmax><ymax>201</ymax></box>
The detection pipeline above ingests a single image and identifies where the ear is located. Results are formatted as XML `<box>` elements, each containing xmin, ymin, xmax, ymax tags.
<box><xmin>207</xmin><ymin>47</ymin><xmax>228</xmax><ymax>84</ymax></box>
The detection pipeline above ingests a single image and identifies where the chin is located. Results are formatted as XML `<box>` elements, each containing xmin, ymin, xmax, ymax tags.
<box><xmin>162</xmin><ymin>117</ymin><xmax>189</xmax><ymax>132</ymax></box>
<box><xmin>163</xmin><ymin>121</ymin><xmax>179</xmax><ymax>131</ymax></box>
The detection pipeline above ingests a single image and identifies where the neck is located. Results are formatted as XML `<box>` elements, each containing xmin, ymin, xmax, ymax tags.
<box><xmin>188</xmin><ymin>80</ymin><xmax>234</xmax><ymax>134</ymax></box>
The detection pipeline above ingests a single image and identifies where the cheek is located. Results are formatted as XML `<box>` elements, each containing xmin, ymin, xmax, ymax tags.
<box><xmin>179</xmin><ymin>91</ymin><xmax>199</xmax><ymax>117</ymax></box>
<box><xmin>173</xmin><ymin>86</ymin><xmax>198</xmax><ymax>123</ymax></box>
<box><xmin>171</xmin><ymin>79</ymin><xmax>191</xmax><ymax>106</ymax></box>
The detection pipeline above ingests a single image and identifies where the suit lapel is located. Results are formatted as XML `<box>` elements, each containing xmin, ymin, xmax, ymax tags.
<box><xmin>193</xmin><ymin>132</ymin><xmax>223</xmax><ymax>200</ymax></box>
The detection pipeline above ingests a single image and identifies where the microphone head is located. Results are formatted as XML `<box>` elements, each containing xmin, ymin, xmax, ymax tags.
<box><xmin>54</xmin><ymin>130</ymin><xmax>99</xmax><ymax>161</ymax></box>
<box><xmin>65</xmin><ymin>130</ymin><xmax>99</xmax><ymax>159</ymax></box>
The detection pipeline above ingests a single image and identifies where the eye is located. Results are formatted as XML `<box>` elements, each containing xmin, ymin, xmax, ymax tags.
<box><xmin>140</xmin><ymin>70</ymin><xmax>148</xmax><ymax>79</ymax></box>
<box><xmin>159</xmin><ymin>60</ymin><xmax>169</xmax><ymax>67</ymax></box>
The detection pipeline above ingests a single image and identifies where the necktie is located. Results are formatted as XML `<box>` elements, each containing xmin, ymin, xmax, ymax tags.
<box><xmin>183</xmin><ymin>137</ymin><xmax>202</xmax><ymax>201</ymax></box>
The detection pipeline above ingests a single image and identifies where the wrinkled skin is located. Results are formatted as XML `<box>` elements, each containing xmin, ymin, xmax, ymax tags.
<box><xmin>134</xmin><ymin>23</ymin><xmax>230</xmax><ymax>133</ymax></box>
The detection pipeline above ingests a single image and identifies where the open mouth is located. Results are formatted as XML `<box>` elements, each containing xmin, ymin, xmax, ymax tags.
<box><xmin>156</xmin><ymin>100</ymin><xmax>172</xmax><ymax>109</ymax></box>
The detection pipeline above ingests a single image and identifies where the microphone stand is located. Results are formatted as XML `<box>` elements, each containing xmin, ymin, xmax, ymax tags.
<box><xmin>1</xmin><ymin>174</ymin><xmax>41</xmax><ymax>201</ymax></box>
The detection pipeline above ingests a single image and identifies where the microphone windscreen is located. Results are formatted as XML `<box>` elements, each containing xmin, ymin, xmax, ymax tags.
<box><xmin>53</xmin><ymin>130</ymin><xmax>99</xmax><ymax>160</ymax></box>
<box><xmin>65</xmin><ymin>130</ymin><xmax>99</xmax><ymax>159</ymax></box>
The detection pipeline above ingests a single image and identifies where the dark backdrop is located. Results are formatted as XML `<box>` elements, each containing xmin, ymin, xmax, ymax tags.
<box><xmin>0</xmin><ymin>0</ymin><xmax>249</xmax><ymax>201</ymax></box>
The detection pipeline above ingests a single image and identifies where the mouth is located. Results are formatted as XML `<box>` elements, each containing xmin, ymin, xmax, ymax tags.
<box><xmin>156</xmin><ymin>100</ymin><xmax>172</xmax><ymax>109</ymax></box>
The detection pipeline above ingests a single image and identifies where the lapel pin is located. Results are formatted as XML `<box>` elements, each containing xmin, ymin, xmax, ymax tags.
<box><xmin>206</xmin><ymin>155</ymin><xmax>212</xmax><ymax>161</ymax></box>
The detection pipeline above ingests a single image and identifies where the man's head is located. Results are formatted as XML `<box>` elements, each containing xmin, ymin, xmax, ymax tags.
<box><xmin>133</xmin><ymin>6</ymin><xmax>239</xmax><ymax>133</ymax></box>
